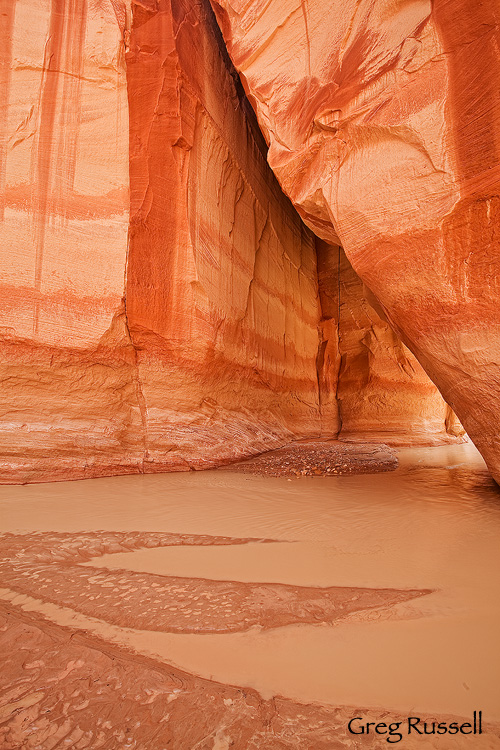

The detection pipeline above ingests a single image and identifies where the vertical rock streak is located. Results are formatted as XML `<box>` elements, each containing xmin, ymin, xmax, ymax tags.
<box><xmin>30</xmin><ymin>0</ymin><xmax>88</xmax><ymax>335</ymax></box>
<box><xmin>52</xmin><ymin>0</ymin><xmax>87</xmax><ymax>221</ymax></box>
<box><xmin>126</xmin><ymin>1</ymin><xmax>193</xmax><ymax>341</ymax></box>
<box><xmin>0</xmin><ymin>0</ymin><xmax>16</xmax><ymax>221</ymax></box>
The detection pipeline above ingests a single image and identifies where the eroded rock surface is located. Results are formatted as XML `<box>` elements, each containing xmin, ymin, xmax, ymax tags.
<box><xmin>317</xmin><ymin>242</ymin><xmax>465</xmax><ymax>444</ymax></box>
<box><xmin>0</xmin><ymin>0</ymin><xmax>476</xmax><ymax>483</ymax></box>
<box><xmin>0</xmin><ymin>0</ymin><xmax>334</xmax><ymax>481</ymax></box>
<box><xmin>210</xmin><ymin>0</ymin><xmax>500</xmax><ymax>479</ymax></box>
<box><xmin>333</xmin><ymin>247</ymin><xmax>465</xmax><ymax>444</ymax></box>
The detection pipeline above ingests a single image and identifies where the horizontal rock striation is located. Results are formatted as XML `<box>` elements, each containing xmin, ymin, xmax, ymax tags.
<box><xmin>0</xmin><ymin>0</ymin><xmax>333</xmax><ymax>481</ymax></box>
<box><xmin>0</xmin><ymin>0</ymin><xmax>134</xmax><ymax>482</ymax></box>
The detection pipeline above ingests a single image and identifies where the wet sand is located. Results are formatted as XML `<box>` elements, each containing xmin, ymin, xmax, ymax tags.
<box><xmin>5</xmin><ymin>603</ymin><xmax>498</xmax><ymax>750</ymax></box>
<box><xmin>1</xmin><ymin>443</ymin><xmax>500</xmax><ymax>747</ymax></box>
<box><xmin>0</xmin><ymin>531</ymin><xmax>427</xmax><ymax>634</ymax></box>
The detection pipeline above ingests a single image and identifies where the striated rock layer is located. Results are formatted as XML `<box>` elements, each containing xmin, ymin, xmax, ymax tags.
<box><xmin>0</xmin><ymin>0</ymin><xmax>135</xmax><ymax>482</ymax></box>
<box><xmin>0</xmin><ymin>0</ymin><xmax>334</xmax><ymax>481</ymax></box>
<box><xmin>332</xmin><ymin>247</ymin><xmax>465</xmax><ymax>445</ymax></box>
<box><xmin>123</xmin><ymin>0</ymin><xmax>337</xmax><ymax>472</ymax></box>
<box><xmin>0</xmin><ymin>0</ymin><xmax>466</xmax><ymax>482</ymax></box>
<box><xmin>210</xmin><ymin>0</ymin><xmax>499</xmax><ymax>479</ymax></box>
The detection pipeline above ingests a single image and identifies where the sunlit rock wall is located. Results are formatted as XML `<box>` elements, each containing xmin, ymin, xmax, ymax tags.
<box><xmin>209</xmin><ymin>0</ymin><xmax>499</xmax><ymax>480</ymax></box>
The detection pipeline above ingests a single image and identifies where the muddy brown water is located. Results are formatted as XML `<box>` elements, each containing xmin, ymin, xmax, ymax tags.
<box><xmin>1</xmin><ymin>443</ymin><xmax>499</xmax><ymax>723</ymax></box>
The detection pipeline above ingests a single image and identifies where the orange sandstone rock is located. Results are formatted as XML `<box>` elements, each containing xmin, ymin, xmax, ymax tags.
<box><xmin>123</xmin><ymin>0</ymin><xmax>336</xmax><ymax>472</ymax></box>
<box><xmin>334</xmin><ymin>247</ymin><xmax>465</xmax><ymax>445</ymax></box>
<box><xmin>0</xmin><ymin>0</ymin><xmax>139</xmax><ymax>481</ymax></box>
<box><xmin>316</xmin><ymin>240</ymin><xmax>463</xmax><ymax>444</ymax></box>
<box><xmin>0</xmin><ymin>0</ymin><xmax>129</xmax><ymax>346</ymax></box>
<box><xmin>0</xmin><ymin>0</ymin><xmax>469</xmax><ymax>482</ymax></box>
<box><xmin>209</xmin><ymin>0</ymin><xmax>499</xmax><ymax>479</ymax></box>
<box><xmin>0</xmin><ymin>0</ymin><xmax>333</xmax><ymax>481</ymax></box>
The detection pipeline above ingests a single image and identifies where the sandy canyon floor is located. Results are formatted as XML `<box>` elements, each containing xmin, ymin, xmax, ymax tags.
<box><xmin>1</xmin><ymin>443</ymin><xmax>500</xmax><ymax>749</ymax></box>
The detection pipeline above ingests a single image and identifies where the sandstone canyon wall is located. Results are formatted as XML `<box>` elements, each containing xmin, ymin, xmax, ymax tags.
<box><xmin>316</xmin><ymin>241</ymin><xmax>463</xmax><ymax>445</ymax></box>
<box><xmin>209</xmin><ymin>0</ymin><xmax>500</xmax><ymax>480</ymax></box>
<box><xmin>335</xmin><ymin>247</ymin><xmax>464</xmax><ymax>445</ymax></box>
<box><xmin>0</xmin><ymin>0</ymin><xmax>136</xmax><ymax>482</ymax></box>
<box><xmin>0</xmin><ymin>0</ymin><xmax>333</xmax><ymax>482</ymax></box>
<box><xmin>0</xmin><ymin>0</ymin><xmax>466</xmax><ymax>483</ymax></box>
<box><xmin>123</xmin><ymin>0</ymin><xmax>338</xmax><ymax>473</ymax></box>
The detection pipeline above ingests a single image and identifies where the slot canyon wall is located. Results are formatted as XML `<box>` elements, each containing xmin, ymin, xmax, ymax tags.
<box><xmin>0</xmin><ymin>0</ymin><xmax>133</xmax><ymax>482</ymax></box>
<box><xmin>123</xmin><ymin>0</ymin><xmax>336</xmax><ymax>471</ymax></box>
<box><xmin>320</xmin><ymin>244</ymin><xmax>463</xmax><ymax>445</ymax></box>
<box><xmin>0</xmin><ymin>0</ymin><xmax>464</xmax><ymax>484</ymax></box>
<box><xmin>209</xmin><ymin>0</ymin><xmax>500</xmax><ymax>481</ymax></box>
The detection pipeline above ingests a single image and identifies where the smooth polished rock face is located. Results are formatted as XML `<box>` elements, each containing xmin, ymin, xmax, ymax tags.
<box><xmin>209</xmin><ymin>0</ymin><xmax>500</xmax><ymax>479</ymax></box>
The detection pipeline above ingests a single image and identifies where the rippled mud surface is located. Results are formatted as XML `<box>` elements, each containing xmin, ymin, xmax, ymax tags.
<box><xmin>1</xmin><ymin>443</ymin><xmax>500</xmax><ymax>748</ymax></box>
<box><xmin>0</xmin><ymin>532</ymin><xmax>427</xmax><ymax>634</ymax></box>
